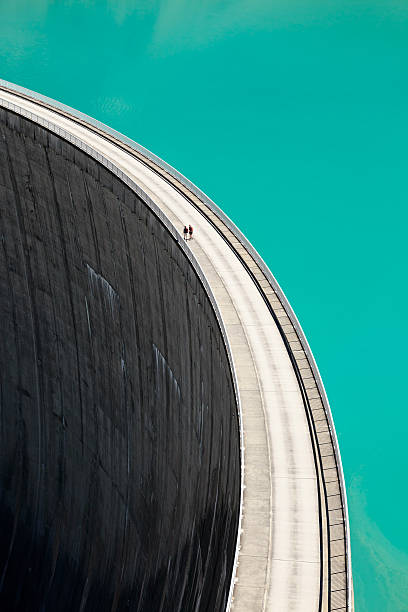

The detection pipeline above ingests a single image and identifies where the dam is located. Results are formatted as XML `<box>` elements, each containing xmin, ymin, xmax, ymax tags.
<box><xmin>0</xmin><ymin>80</ymin><xmax>353</xmax><ymax>611</ymax></box>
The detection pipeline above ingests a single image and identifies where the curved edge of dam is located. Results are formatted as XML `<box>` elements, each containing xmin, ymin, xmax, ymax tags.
<box><xmin>0</xmin><ymin>79</ymin><xmax>353</xmax><ymax>612</ymax></box>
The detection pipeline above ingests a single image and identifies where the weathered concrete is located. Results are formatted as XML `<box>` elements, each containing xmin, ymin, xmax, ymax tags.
<box><xmin>0</xmin><ymin>108</ymin><xmax>240</xmax><ymax>611</ymax></box>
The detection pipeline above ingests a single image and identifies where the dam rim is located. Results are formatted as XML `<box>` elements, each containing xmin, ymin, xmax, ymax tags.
<box><xmin>0</xmin><ymin>81</ymin><xmax>353</xmax><ymax>611</ymax></box>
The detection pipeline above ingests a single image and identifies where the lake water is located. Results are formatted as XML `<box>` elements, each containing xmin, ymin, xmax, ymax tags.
<box><xmin>1</xmin><ymin>1</ymin><xmax>408</xmax><ymax>610</ymax></box>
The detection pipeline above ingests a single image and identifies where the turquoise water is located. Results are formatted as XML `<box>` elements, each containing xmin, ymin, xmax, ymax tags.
<box><xmin>1</xmin><ymin>1</ymin><xmax>407</xmax><ymax>610</ymax></box>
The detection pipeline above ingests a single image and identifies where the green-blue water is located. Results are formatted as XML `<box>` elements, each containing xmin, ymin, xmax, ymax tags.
<box><xmin>1</xmin><ymin>1</ymin><xmax>407</xmax><ymax>610</ymax></box>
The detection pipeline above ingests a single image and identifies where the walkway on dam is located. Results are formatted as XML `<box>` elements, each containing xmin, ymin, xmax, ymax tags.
<box><xmin>0</xmin><ymin>85</ymin><xmax>351</xmax><ymax>612</ymax></box>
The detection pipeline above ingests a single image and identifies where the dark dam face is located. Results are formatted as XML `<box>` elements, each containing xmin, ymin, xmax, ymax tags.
<box><xmin>0</xmin><ymin>108</ymin><xmax>240</xmax><ymax>612</ymax></box>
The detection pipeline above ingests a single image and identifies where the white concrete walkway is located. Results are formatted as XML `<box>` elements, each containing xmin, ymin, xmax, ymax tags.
<box><xmin>0</xmin><ymin>89</ymin><xmax>321</xmax><ymax>611</ymax></box>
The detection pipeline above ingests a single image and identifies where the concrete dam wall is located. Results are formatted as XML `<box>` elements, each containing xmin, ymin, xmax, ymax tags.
<box><xmin>0</xmin><ymin>108</ymin><xmax>241</xmax><ymax>611</ymax></box>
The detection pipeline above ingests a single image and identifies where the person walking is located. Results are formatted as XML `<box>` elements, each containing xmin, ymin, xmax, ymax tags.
<box><xmin>183</xmin><ymin>225</ymin><xmax>189</xmax><ymax>241</ymax></box>
<box><xmin>188</xmin><ymin>224</ymin><xmax>194</xmax><ymax>240</ymax></box>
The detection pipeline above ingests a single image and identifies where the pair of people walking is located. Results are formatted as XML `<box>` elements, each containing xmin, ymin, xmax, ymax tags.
<box><xmin>183</xmin><ymin>224</ymin><xmax>194</xmax><ymax>241</ymax></box>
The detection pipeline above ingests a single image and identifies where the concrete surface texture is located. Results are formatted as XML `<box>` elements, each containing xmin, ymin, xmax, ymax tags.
<box><xmin>0</xmin><ymin>108</ymin><xmax>240</xmax><ymax>611</ymax></box>
<box><xmin>0</xmin><ymin>82</ymin><xmax>353</xmax><ymax>612</ymax></box>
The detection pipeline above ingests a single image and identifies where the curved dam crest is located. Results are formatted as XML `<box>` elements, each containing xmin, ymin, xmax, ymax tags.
<box><xmin>0</xmin><ymin>80</ymin><xmax>353</xmax><ymax>612</ymax></box>
<box><xmin>0</xmin><ymin>107</ymin><xmax>241</xmax><ymax>611</ymax></box>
